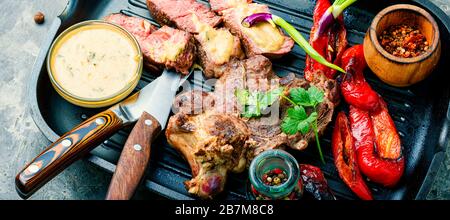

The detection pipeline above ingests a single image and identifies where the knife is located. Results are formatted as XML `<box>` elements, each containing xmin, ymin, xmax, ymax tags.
<box><xmin>15</xmin><ymin>69</ymin><xmax>183</xmax><ymax>199</ymax></box>
<box><xmin>104</xmin><ymin>69</ymin><xmax>194</xmax><ymax>200</ymax></box>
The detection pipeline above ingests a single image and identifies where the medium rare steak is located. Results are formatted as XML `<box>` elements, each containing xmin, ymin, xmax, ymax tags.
<box><xmin>105</xmin><ymin>14</ymin><xmax>195</xmax><ymax>74</ymax></box>
<box><xmin>209</xmin><ymin>1</ymin><xmax>294</xmax><ymax>58</ymax></box>
<box><xmin>146</xmin><ymin>0</ymin><xmax>222</xmax><ymax>33</ymax></box>
<box><xmin>209</xmin><ymin>0</ymin><xmax>252</xmax><ymax>13</ymax></box>
<box><xmin>104</xmin><ymin>13</ymin><xmax>157</xmax><ymax>41</ymax></box>
<box><xmin>166</xmin><ymin>56</ymin><xmax>338</xmax><ymax>198</ymax></box>
<box><xmin>146</xmin><ymin>0</ymin><xmax>245</xmax><ymax>78</ymax></box>
<box><xmin>144</xmin><ymin>26</ymin><xmax>196</xmax><ymax>74</ymax></box>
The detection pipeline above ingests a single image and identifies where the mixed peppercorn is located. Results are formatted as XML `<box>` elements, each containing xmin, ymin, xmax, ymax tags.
<box><xmin>379</xmin><ymin>24</ymin><xmax>429</xmax><ymax>58</ymax></box>
<box><xmin>262</xmin><ymin>168</ymin><xmax>288</xmax><ymax>186</ymax></box>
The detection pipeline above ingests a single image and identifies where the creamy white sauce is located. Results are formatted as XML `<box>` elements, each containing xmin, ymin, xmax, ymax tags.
<box><xmin>51</xmin><ymin>24</ymin><xmax>140</xmax><ymax>99</ymax></box>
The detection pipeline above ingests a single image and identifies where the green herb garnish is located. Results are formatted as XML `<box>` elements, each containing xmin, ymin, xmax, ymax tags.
<box><xmin>281</xmin><ymin>86</ymin><xmax>325</xmax><ymax>164</ymax></box>
<box><xmin>234</xmin><ymin>85</ymin><xmax>326</xmax><ymax>163</ymax></box>
<box><xmin>235</xmin><ymin>87</ymin><xmax>284</xmax><ymax>118</ymax></box>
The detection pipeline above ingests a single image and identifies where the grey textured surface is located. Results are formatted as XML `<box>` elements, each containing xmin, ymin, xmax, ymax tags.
<box><xmin>0</xmin><ymin>0</ymin><xmax>449</xmax><ymax>200</ymax></box>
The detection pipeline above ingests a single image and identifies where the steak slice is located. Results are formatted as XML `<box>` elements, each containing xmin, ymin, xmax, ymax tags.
<box><xmin>144</xmin><ymin>26</ymin><xmax>196</xmax><ymax>74</ymax></box>
<box><xmin>210</xmin><ymin>1</ymin><xmax>295</xmax><ymax>58</ymax></box>
<box><xmin>209</xmin><ymin>0</ymin><xmax>252</xmax><ymax>13</ymax></box>
<box><xmin>104</xmin><ymin>13</ymin><xmax>156</xmax><ymax>41</ymax></box>
<box><xmin>146</xmin><ymin>0</ymin><xmax>245</xmax><ymax>78</ymax></box>
<box><xmin>194</xmin><ymin>26</ymin><xmax>245</xmax><ymax>78</ymax></box>
<box><xmin>146</xmin><ymin>0</ymin><xmax>222</xmax><ymax>33</ymax></box>
<box><xmin>105</xmin><ymin>14</ymin><xmax>195</xmax><ymax>74</ymax></box>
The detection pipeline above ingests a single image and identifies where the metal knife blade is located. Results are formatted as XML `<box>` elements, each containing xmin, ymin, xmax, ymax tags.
<box><xmin>112</xmin><ymin>69</ymin><xmax>181</xmax><ymax>129</ymax></box>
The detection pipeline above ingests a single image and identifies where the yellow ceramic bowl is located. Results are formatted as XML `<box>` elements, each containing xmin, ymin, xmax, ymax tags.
<box><xmin>47</xmin><ymin>20</ymin><xmax>143</xmax><ymax>108</ymax></box>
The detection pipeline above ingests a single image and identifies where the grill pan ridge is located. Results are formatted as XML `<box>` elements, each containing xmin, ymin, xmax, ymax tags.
<box><xmin>28</xmin><ymin>0</ymin><xmax>450</xmax><ymax>200</ymax></box>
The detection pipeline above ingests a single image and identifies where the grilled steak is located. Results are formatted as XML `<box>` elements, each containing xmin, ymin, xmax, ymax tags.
<box><xmin>166</xmin><ymin>110</ymin><xmax>251</xmax><ymax>200</ymax></box>
<box><xmin>212</xmin><ymin>56</ymin><xmax>287</xmax><ymax>157</ymax></box>
<box><xmin>105</xmin><ymin>14</ymin><xmax>195</xmax><ymax>74</ymax></box>
<box><xmin>208</xmin><ymin>0</ymin><xmax>294</xmax><ymax>58</ymax></box>
<box><xmin>209</xmin><ymin>0</ymin><xmax>252</xmax><ymax>12</ymax></box>
<box><xmin>146</xmin><ymin>0</ymin><xmax>245</xmax><ymax>78</ymax></box>
<box><xmin>166</xmin><ymin>111</ymin><xmax>250</xmax><ymax>199</ymax></box>
<box><xmin>166</xmin><ymin>56</ymin><xmax>338</xmax><ymax>198</ymax></box>
<box><xmin>144</xmin><ymin>26</ymin><xmax>196</xmax><ymax>74</ymax></box>
<box><xmin>146</xmin><ymin>0</ymin><xmax>222</xmax><ymax>33</ymax></box>
<box><xmin>193</xmin><ymin>26</ymin><xmax>245</xmax><ymax>78</ymax></box>
<box><xmin>104</xmin><ymin>13</ymin><xmax>157</xmax><ymax>41</ymax></box>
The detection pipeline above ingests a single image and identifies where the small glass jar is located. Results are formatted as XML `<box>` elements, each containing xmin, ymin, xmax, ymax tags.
<box><xmin>247</xmin><ymin>149</ymin><xmax>303</xmax><ymax>200</ymax></box>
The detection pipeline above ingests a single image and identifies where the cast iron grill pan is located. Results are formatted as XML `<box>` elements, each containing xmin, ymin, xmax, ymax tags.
<box><xmin>29</xmin><ymin>0</ymin><xmax>450</xmax><ymax>200</ymax></box>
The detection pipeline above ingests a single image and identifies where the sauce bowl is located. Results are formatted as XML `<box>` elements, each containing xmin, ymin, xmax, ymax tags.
<box><xmin>47</xmin><ymin>20</ymin><xmax>143</xmax><ymax>108</ymax></box>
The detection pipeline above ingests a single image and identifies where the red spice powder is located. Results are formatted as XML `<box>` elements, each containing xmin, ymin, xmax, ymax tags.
<box><xmin>379</xmin><ymin>24</ymin><xmax>429</xmax><ymax>58</ymax></box>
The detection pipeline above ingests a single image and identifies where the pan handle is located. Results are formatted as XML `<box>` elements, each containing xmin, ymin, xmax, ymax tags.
<box><xmin>15</xmin><ymin>109</ymin><xmax>124</xmax><ymax>199</ymax></box>
<box><xmin>439</xmin><ymin>102</ymin><xmax>450</xmax><ymax>151</ymax></box>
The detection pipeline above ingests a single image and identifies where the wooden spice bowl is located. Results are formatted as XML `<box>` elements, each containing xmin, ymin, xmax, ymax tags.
<box><xmin>363</xmin><ymin>4</ymin><xmax>441</xmax><ymax>87</ymax></box>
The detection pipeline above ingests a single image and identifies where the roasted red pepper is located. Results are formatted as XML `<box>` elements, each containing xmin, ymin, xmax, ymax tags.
<box><xmin>349</xmin><ymin>104</ymin><xmax>404</xmax><ymax>187</ymax></box>
<box><xmin>300</xmin><ymin>164</ymin><xmax>336</xmax><ymax>200</ymax></box>
<box><xmin>340</xmin><ymin>45</ymin><xmax>380</xmax><ymax>111</ymax></box>
<box><xmin>305</xmin><ymin>0</ymin><xmax>347</xmax><ymax>81</ymax></box>
<box><xmin>371</xmin><ymin>100</ymin><xmax>402</xmax><ymax>160</ymax></box>
<box><xmin>332</xmin><ymin>112</ymin><xmax>373</xmax><ymax>200</ymax></box>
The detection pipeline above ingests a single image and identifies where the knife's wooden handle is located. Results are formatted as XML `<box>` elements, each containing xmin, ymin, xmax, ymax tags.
<box><xmin>15</xmin><ymin>109</ymin><xmax>124</xmax><ymax>199</ymax></box>
<box><xmin>106</xmin><ymin>112</ymin><xmax>161</xmax><ymax>200</ymax></box>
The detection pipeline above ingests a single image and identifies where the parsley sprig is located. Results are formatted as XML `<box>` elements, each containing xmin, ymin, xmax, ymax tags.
<box><xmin>281</xmin><ymin>86</ymin><xmax>325</xmax><ymax>164</ymax></box>
<box><xmin>234</xmin><ymin>86</ymin><xmax>326</xmax><ymax>164</ymax></box>
<box><xmin>235</xmin><ymin>87</ymin><xmax>284</xmax><ymax>118</ymax></box>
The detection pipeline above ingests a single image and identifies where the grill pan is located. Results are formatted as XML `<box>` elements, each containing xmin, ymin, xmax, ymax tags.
<box><xmin>28</xmin><ymin>0</ymin><xmax>450</xmax><ymax>200</ymax></box>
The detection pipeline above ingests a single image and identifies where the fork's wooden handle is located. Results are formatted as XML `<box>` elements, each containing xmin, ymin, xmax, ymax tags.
<box><xmin>106</xmin><ymin>112</ymin><xmax>161</xmax><ymax>200</ymax></box>
<box><xmin>15</xmin><ymin>109</ymin><xmax>124</xmax><ymax>199</ymax></box>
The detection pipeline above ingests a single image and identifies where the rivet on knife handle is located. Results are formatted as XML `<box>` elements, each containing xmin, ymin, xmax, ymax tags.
<box><xmin>15</xmin><ymin>109</ymin><xmax>124</xmax><ymax>199</ymax></box>
<box><xmin>105</xmin><ymin>111</ymin><xmax>161</xmax><ymax>200</ymax></box>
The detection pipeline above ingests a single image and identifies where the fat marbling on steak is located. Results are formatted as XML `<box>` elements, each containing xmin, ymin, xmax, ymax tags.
<box><xmin>146</xmin><ymin>0</ymin><xmax>245</xmax><ymax>78</ymax></box>
<box><xmin>104</xmin><ymin>13</ymin><xmax>195</xmax><ymax>74</ymax></box>
<box><xmin>166</xmin><ymin>56</ymin><xmax>338</xmax><ymax>198</ymax></box>
<box><xmin>208</xmin><ymin>0</ymin><xmax>294</xmax><ymax>58</ymax></box>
